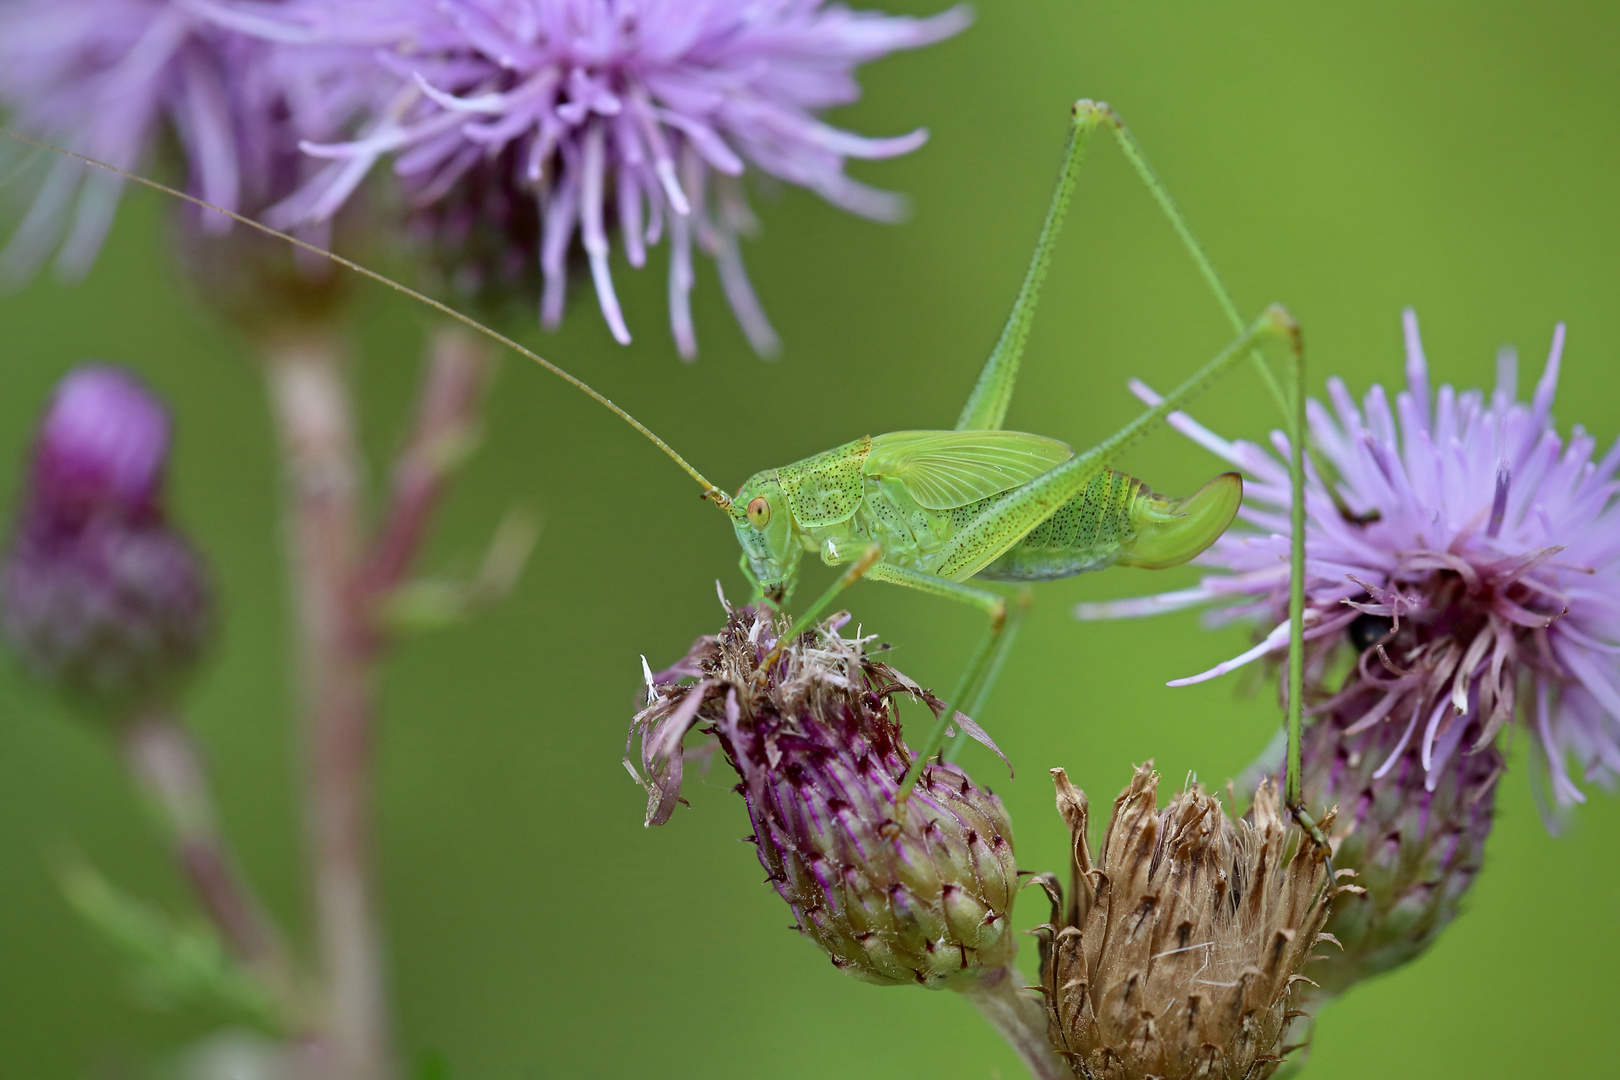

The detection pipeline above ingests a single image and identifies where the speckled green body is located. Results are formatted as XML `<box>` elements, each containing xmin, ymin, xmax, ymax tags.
<box><xmin>795</xmin><ymin>453</ymin><xmax>1150</xmax><ymax>581</ymax></box>
<box><xmin>732</xmin><ymin>431</ymin><xmax>1242</xmax><ymax>599</ymax></box>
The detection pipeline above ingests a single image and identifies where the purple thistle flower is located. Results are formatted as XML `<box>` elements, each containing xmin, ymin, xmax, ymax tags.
<box><xmin>1081</xmin><ymin>310</ymin><xmax>1620</xmax><ymax>820</ymax></box>
<box><xmin>0</xmin><ymin>0</ymin><xmax>366</xmax><ymax>284</ymax></box>
<box><xmin>242</xmin><ymin>0</ymin><xmax>970</xmax><ymax>358</ymax></box>
<box><xmin>2</xmin><ymin>365</ymin><xmax>214</xmax><ymax>712</ymax></box>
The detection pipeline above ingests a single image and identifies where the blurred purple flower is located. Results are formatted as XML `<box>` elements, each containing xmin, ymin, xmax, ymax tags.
<box><xmin>2</xmin><ymin>365</ymin><xmax>214</xmax><ymax>711</ymax></box>
<box><xmin>28</xmin><ymin>364</ymin><xmax>172</xmax><ymax>525</ymax></box>
<box><xmin>247</xmin><ymin>0</ymin><xmax>971</xmax><ymax>358</ymax></box>
<box><xmin>1081</xmin><ymin>311</ymin><xmax>1620</xmax><ymax>819</ymax></box>
<box><xmin>0</xmin><ymin>0</ymin><xmax>366</xmax><ymax>283</ymax></box>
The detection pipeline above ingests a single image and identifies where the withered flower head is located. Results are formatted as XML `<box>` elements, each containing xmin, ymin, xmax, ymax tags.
<box><xmin>627</xmin><ymin>604</ymin><xmax>1018</xmax><ymax>989</ymax></box>
<box><xmin>1035</xmin><ymin>767</ymin><xmax>1336</xmax><ymax>1080</ymax></box>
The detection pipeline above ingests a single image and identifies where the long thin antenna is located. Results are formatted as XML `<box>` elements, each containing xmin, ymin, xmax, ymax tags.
<box><xmin>1</xmin><ymin>129</ymin><xmax>738</xmax><ymax>516</ymax></box>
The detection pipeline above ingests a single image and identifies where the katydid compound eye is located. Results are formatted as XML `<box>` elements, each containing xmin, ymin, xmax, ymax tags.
<box><xmin>747</xmin><ymin>496</ymin><xmax>771</xmax><ymax>528</ymax></box>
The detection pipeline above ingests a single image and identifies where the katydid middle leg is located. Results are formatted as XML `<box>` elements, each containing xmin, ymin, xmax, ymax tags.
<box><xmin>943</xmin><ymin>583</ymin><xmax>1032</xmax><ymax>764</ymax></box>
<box><xmin>860</xmin><ymin>563</ymin><xmax>1012</xmax><ymax>797</ymax></box>
<box><xmin>759</xmin><ymin>544</ymin><xmax>883</xmax><ymax>672</ymax></box>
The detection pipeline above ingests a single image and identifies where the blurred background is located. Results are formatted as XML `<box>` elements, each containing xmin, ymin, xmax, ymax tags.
<box><xmin>3</xmin><ymin>0</ymin><xmax>1618</xmax><ymax>1075</ymax></box>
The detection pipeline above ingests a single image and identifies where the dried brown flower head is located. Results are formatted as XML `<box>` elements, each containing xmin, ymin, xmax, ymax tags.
<box><xmin>1035</xmin><ymin>767</ymin><xmax>1337</xmax><ymax>1080</ymax></box>
<box><xmin>628</xmin><ymin>604</ymin><xmax>1018</xmax><ymax>988</ymax></box>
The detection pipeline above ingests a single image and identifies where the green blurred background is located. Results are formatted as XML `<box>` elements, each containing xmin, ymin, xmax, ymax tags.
<box><xmin>3</xmin><ymin>0</ymin><xmax>1619</xmax><ymax>1075</ymax></box>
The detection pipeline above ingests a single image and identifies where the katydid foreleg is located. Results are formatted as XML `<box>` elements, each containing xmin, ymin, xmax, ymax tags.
<box><xmin>760</xmin><ymin>544</ymin><xmax>883</xmax><ymax>672</ymax></box>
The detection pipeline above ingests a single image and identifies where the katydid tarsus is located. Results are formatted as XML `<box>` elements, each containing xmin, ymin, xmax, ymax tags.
<box><xmin>3</xmin><ymin>99</ymin><xmax>1316</xmax><ymax>835</ymax></box>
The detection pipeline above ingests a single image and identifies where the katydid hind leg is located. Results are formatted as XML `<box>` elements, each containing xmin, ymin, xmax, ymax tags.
<box><xmin>1281</xmin><ymin>306</ymin><xmax>1310</xmax><ymax>827</ymax></box>
<box><xmin>955</xmin><ymin>104</ymin><xmax>1100</xmax><ymax>432</ymax></box>
<box><xmin>934</xmin><ymin>308</ymin><xmax>1297</xmax><ymax>584</ymax></box>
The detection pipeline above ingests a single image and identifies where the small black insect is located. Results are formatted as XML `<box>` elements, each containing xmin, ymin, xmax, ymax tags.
<box><xmin>1348</xmin><ymin>612</ymin><xmax>1394</xmax><ymax>652</ymax></box>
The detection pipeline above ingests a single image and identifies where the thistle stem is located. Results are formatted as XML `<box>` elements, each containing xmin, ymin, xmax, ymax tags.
<box><xmin>262</xmin><ymin>327</ymin><xmax>391</xmax><ymax>1080</ymax></box>
<box><xmin>365</xmin><ymin>327</ymin><xmax>492</xmax><ymax>595</ymax></box>
<box><xmin>121</xmin><ymin>705</ymin><xmax>289</xmax><ymax>985</ymax></box>
<box><xmin>963</xmin><ymin>964</ymin><xmax>1069</xmax><ymax>1080</ymax></box>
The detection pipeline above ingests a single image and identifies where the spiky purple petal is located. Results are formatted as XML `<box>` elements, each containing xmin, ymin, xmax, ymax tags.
<box><xmin>226</xmin><ymin>0</ymin><xmax>970</xmax><ymax>356</ymax></box>
<box><xmin>1085</xmin><ymin>311</ymin><xmax>1620</xmax><ymax>818</ymax></box>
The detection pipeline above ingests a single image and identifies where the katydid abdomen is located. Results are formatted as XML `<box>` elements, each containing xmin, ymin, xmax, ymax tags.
<box><xmin>976</xmin><ymin>468</ymin><xmax>1242</xmax><ymax>580</ymax></box>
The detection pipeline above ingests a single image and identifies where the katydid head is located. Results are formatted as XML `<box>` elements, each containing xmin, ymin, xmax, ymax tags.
<box><xmin>732</xmin><ymin>470</ymin><xmax>802</xmax><ymax>603</ymax></box>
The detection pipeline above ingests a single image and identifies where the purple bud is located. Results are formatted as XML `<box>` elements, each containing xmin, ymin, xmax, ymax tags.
<box><xmin>28</xmin><ymin>366</ymin><xmax>171</xmax><ymax>525</ymax></box>
<box><xmin>3</xmin><ymin>366</ymin><xmax>213</xmax><ymax>714</ymax></box>
<box><xmin>629</xmin><ymin>606</ymin><xmax>1019</xmax><ymax>989</ymax></box>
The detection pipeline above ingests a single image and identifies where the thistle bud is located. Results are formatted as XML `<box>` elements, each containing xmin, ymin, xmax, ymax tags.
<box><xmin>1296</xmin><ymin>708</ymin><xmax>1501</xmax><ymax>999</ymax></box>
<box><xmin>2</xmin><ymin>366</ymin><xmax>213</xmax><ymax>713</ymax></box>
<box><xmin>628</xmin><ymin>605</ymin><xmax>1018</xmax><ymax>988</ymax></box>
<box><xmin>1036</xmin><ymin>767</ymin><xmax>1335</xmax><ymax>1080</ymax></box>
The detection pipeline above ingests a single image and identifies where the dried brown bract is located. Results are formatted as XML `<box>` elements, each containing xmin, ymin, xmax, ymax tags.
<box><xmin>1034</xmin><ymin>767</ymin><xmax>1338</xmax><ymax>1079</ymax></box>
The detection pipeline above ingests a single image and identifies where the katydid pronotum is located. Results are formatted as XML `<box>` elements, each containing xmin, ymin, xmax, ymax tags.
<box><xmin>3</xmin><ymin>100</ymin><xmax>1316</xmax><ymax>837</ymax></box>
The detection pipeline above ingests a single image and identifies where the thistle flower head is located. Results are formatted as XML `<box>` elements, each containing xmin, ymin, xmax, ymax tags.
<box><xmin>251</xmin><ymin>0</ymin><xmax>970</xmax><ymax>357</ymax></box>
<box><xmin>2</xmin><ymin>365</ymin><xmax>213</xmax><ymax>713</ymax></box>
<box><xmin>627</xmin><ymin>603</ymin><xmax>1018</xmax><ymax>988</ymax></box>
<box><xmin>1085</xmin><ymin>312</ymin><xmax>1620</xmax><ymax>819</ymax></box>
<box><xmin>1036</xmin><ymin>767</ymin><xmax>1335</xmax><ymax>1080</ymax></box>
<box><xmin>0</xmin><ymin>0</ymin><xmax>364</xmax><ymax>283</ymax></box>
<box><xmin>1292</xmin><ymin>706</ymin><xmax>1500</xmax><ymax>1000</ymax></box>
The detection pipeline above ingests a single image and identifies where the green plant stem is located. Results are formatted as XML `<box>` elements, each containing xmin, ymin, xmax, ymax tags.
<box><xmin>963</xmin><ymin>964</ymin><xmax>1070</xmax><ymax>1080</ymax></box>
<box><xmin>121</xmin><ymin>705</ymin><xmax>292</xmax><ymax>997</ymax></box>
<box><xmin>263</xmin><ymin>326</ymin><xmax>391</xmax><ymax>1080</ymax></box>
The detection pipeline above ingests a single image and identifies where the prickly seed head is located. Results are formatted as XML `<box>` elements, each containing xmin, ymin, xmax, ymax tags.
<box><xmin>628</xmin><ymin>604</ymin><xmax>1018</xmax><ymax>988</ymax></box>
<box><xmin>1298</xmin><ymin>709</ymin><xmax>1501</xmax><ymax>999</ymax></box>
<box><xmin>2</xmin><ymin>366</ymin><xmax>213</xmax><ymax>713</ymax></box>
<box><xmin>1036</xmin><ymin>767</ymin><xmax>1337</xmax><ymax>1080</ymax></box>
